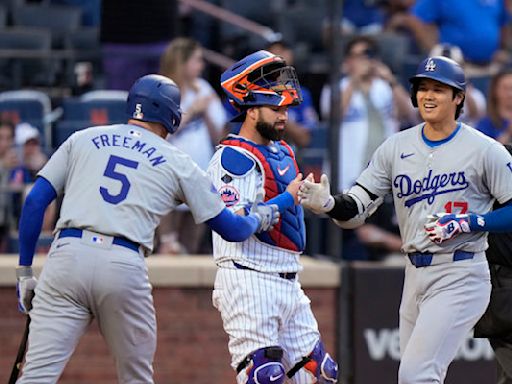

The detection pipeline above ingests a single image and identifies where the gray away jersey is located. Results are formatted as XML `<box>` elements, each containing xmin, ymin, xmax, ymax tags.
<box><xmin>38</xmin><ymin>124</ymin><xmax>225</xmax><ymax>252</ymax></box>
<box><xmin>356</xmin><ymin>123</ymin><xmax>512</xmax><ymax>253</ymax></box>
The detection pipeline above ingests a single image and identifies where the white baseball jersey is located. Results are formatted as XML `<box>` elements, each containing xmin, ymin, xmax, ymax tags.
<box><xmin>39</xmin><ymin>124</ymin><xmax>225</xmax><ymax>252</ymax></box>
<box><xmin>357</xmin><ymin>122</ymin><xmax>512</xmax><ymax>253</ymax></box>
<box><xmin>208</xmin><ymin>142</ymin><xmax>326</xmax><ymax>382</ymax></box>
<box><xmin>207</xmin><ymin>145</ymin><xmax>302</xmax><ymax>273</ymax></box>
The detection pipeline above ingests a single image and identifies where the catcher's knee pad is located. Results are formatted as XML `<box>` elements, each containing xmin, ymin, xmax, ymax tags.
<box><xmin>287</xmin><ymin>340</ymin><xmax>338</xmax><ymax>383</ymax></box>
<box><xmin>237</xmin><ymin>346</ymin><xmax>286</xmax><ymax>384</ymax></box>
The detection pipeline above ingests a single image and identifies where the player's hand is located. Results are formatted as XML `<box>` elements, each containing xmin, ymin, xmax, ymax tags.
<box><xmin>286</xmin><ymin>173</ymin><xmax>304</xmax><ymax>205</ymax></box>
<box><xmin>250</xmin><ymin>191</ymin><xmax>280</xmax><ymax>232</ymax></box>
<box><xmin>424</xmin><ymin>213</ymin><xmax>472</xmax><ymax>244</ymax></box>
<box><xmin>16</xmin><ymin>266</ymin><xmax>37</xmax><ymax>314</ymax></box>
<box><xmin>298</xmin><ymin>174</ymin><xmax>335</xmax><ymax>214</ymax></box>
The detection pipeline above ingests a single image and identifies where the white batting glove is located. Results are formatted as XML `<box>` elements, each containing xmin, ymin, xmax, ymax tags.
<box><xmin>251</xmin><ymin>204</ymin><xmax>280</xmax><ymax>232</ymax></box>
<box><xmin>298</xmin><ymin>174</ymin><xmax>335</xmax><ymax>214</ymax></box>
<box><xmin>250</xmin><ymin>191</ymin><xmax>280</xmax><ymax>232</ymax></box>
<box><xmin>424</xmin><ymin>213</ymin><xmax>472</xmax><ymax>244</ymax></box>
<box><xmin>16</xmin><ymin>266</ymin><xmax>37</xmax><ymax>314</ymax></box>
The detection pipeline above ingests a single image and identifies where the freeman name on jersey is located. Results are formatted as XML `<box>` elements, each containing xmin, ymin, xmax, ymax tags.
<box><xmin>91</xmin><ymin>133</ymin><xmax>166</xmax><ymax>167</ymax></box>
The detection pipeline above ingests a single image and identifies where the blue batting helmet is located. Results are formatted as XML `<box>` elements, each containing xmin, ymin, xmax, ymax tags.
<box><xmin>221</xmin><ymin>50</ymin><xmax>302</xmax><ymax>121</ymax></box>
<box><xmin>126</xmin><ymin>74</ymin><xmax>182</xmax><ymax>134</ymax></box>
<box><xmin>409</xmin><ymin>56</ymin><xmax>466</xmax><ymax>109</ymax></box>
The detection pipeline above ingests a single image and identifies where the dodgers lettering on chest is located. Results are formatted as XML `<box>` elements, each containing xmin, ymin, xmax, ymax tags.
<box><xmin>394</xmin><ymin>169</ymin><xmax>469</xmax><ymax>208</ymax></box>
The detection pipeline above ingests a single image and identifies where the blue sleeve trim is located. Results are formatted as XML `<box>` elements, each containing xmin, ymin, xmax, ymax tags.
<box><xmin>469</xmin><ymin>203</ymin><xmax>512</xmax><ymax>232</ymax></box>
<box><xmin>206</xmin><ymin>207</ymin><xmax>259</xmax><ymax>241</ymax></box>
<box><xmin>19</xmin><ymin>177</ymin><xmax>57</xmax><ymax>266</ymax></box>
<box><xmin>221</xmin><ymin>147</ymin><xmax>255</xmax><ymax>176</ymax></box>
<box><xmin>266</xmin><ymin>191</ymin><xmax>295</xmax><ymax>213</ymax></box>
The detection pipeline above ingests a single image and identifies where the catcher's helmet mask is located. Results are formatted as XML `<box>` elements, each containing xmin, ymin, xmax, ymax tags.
<box><xmin>221</xmin><ymin>50</ymin><xmax>302</xmax><ymax>122</ymax></box>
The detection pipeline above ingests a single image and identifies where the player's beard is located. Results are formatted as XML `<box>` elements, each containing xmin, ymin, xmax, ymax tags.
<box><xmin>256</xmin><ymin>120</ymin><xmax>285</xmax><ymax>142</ymax></box>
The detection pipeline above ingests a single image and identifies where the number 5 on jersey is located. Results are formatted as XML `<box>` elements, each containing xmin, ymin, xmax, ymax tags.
<box><xmin>100</xmin><ymin>155</ymin><xmax>139</xmax><ymax>204</ymax></box>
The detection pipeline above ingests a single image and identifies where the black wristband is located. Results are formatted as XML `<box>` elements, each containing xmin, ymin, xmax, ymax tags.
<box><xmin>327</xmin><ymin>194</ymin><xmax>359</xmax><ymax>221</ymax></box>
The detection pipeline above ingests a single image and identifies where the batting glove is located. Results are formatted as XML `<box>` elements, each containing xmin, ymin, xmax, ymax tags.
<box><xmin>249</xmin><ymin>191</ymin><xmax>280</xmax><ymax>232</ymax></box>
<box><xmin>424</xmin><ymin>213</ymin><xmax>472</xmax><ymax>244</ymax></box>
<box><xmin>16</xmin><ymin>266</ymin><xmax>37</xmax><ymax>314</ymax></box>
<box><xmin>251</xmin><ymin>203</ymin><xmax>280</xmax><ymax>232</ymax></box>
<box><xmin>298</xmin><ymin>174</ymin><xmax>335</xmax><ymax>214</ymax></box>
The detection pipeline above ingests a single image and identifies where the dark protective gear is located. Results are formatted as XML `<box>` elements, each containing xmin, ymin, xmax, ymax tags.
<box><xmin>237</xmin><ymin>346</ymin><xmax>286</xmax><ymax>384</ymax></box>
<box><xmin>287</xmin><ymin>340</ymin><xmax>338</xmax><ymax>383</ymax></box>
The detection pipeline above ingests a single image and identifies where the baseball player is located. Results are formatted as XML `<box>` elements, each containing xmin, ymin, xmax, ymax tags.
<box><xmin>208</xmin><ymin>50</ymin><xmax>338</xmax><ymax>384</ymax></box>
<box><xmin>299</xmin><ymin>56</ymin><xmax>512</xmax><ymax>383</ymax></box>
<box><xmin>15</xmin><ymin>74</ymin><xmax>279</xmax><ymax>383</ymax></box>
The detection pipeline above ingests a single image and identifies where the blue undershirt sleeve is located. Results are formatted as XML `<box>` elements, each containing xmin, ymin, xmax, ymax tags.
<box><xmin>469</xmin><ymin>203</ymin><xmax>512</xmax><ymax>232</ymax></box>
<box><xmin>19</xmin><ymin>177</ymin><xmax>57</xmax><ymax>266</ymax></box>
<box><xmin>206</xmin><ymin>207</ymin><xmax>259</xmax><ymax>242</ymax></box>
<box><xmin>266</xmin><ymin>191</ymin><xmax>295</xmax><ymax>213</ymax></box>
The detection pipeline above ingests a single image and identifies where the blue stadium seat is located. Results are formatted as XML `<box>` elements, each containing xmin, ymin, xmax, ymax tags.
<box><xmin>0</xmin><ymin>90</ymin><xmax>52</xmax><ymax>149</ymax></box>
<box><xmin>52</xmin><ymin>120</ymin><xmax>88</xmax><ymax>148</ymax></box>
<box><xmin>60</xmin><ymin>98</ymin><xmax>126</xmax><ymax>124</ymax></box>
<box><xmin>0</xmin><ymin>27</ymin><xmax>54</xmax><ymax>87</ymax></box>
<box><xmin>53</xmin><ymin>91</ymin><xmax>127</xmax><ymax>148</ymax></box>
<box><xmin>12</xmin><ymin>4</ymin><xmax>82</xmax><ymax>48</ymax></box>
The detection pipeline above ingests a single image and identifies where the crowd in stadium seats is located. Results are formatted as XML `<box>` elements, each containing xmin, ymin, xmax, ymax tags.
<box><xmin>2</xmin><ymin>0</ymin><xmax>512</xmax><ymax>261</ymax></box>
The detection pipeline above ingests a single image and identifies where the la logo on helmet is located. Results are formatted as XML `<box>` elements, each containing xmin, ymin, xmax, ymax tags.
<box><xmin>425</xmin><ymin>58</ymin><xmax>437</xmax><ymax>72</ymax></box>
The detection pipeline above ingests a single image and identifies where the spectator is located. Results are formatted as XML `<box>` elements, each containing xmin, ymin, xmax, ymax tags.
<box><xmin>12</xmin><ymin>123</ymin><xmax>55</xmax><ymax>235</ymax></box>
<box><xmin>100</xmin><ymin>0</ymin><xmax>178</xmax><ymax>90</ymax></box>
<box><xmin>476</xmin><ymin>68</ymin><xmax>512</xmax><ymax>143</ymax></box>
<box><xmin>14</xmin><ymin>123</ymin><xmax>48</xmax><ymax>182</ymax></box>
<box><xmin>157</xmin><ymin>37</ymin><xmax>227</xmax><ymax>254</ymax></box>
<box><xmin>429</xmin><ymin>43</ymin><xmax>487</xmax><ymax>126</ymax></box>
<box><xmin>320</xmin><ymin>35</ymin><xmax>416</xmax><ymax>190</ymax></box>
<box><xmin>266</xmin><ymin>40</ymin><xmax>319</xmax><ymax>148</ymax></box>
<box><xmin>388</xmin><ymin>0</ymin><xmax>511</xmax><ymax>73</ymax></box>
<box><xmin>0</xmin><ymin>120</ymin><xmax>18</xmax><ymax>251</ymax></box>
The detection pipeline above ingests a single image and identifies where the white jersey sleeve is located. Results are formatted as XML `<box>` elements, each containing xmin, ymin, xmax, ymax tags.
<box><xmin>207</xmin><ymin>146</ymin><xmax>260</xmax><ymax>213</ymax></box>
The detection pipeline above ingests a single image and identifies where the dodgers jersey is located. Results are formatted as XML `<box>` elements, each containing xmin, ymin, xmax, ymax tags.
<box><xmin>38</xmin><ymin>124</ymin><xmax>225</xmax><ymax>252</ymax></box>
<box><xmin>207</xmin><ymin>143</ymin><xmax>302</xmax><ymax>273</ymax></box>
<box><xmin>357</xmin><ymin>122</ymin><xmax>512</xmax><ymax>253</ymax></box>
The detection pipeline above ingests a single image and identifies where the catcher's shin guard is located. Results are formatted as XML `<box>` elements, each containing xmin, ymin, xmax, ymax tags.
<box><xmin>236</xmin><ymin>346</ymin><xmax>286</xmax><ymax>384</ymax></box>
<box><xmin>287</xmin><ymin>340</ymin><xmax>338</xmax><ymax>383</ymax></box>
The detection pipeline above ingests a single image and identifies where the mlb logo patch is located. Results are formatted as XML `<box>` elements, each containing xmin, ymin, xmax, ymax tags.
<box><xmin>219</xmin><ymin>185</ymin><xmax>240</xmax><ymax>207</ymax></box>
<box><xmin>92</xmin><ymin>236</ymin><xmax>104</xmax><ymax>244</ymax></box>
